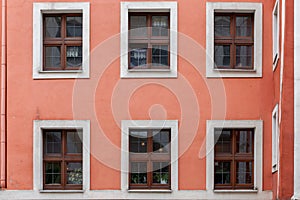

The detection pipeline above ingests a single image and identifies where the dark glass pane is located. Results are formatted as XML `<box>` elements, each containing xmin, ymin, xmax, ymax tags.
<box><xmin>67</xmin><ymin>131</ymin><xmax>83</xmax><ymax>153</ymax></box>
<box><xmin>45</xmin><ymin>17</ymin><xmax>61</xmax><ymax>38</ymax></box>
<box><xmin>45</xmin><ymin>131</ymin><xmax>61</xmax><ymax>154</ymax></box>
<box><xmin>215</xmin><ymin>129</ymin><xmax>232</xmax><ymax>154</ymax></box>
<box><xmin>66</xmin><ymin>46</ymin><xmax>82</xmax><ymax>67</ymax></box>
<box><xmin>45</xmin><ymin>162</ymin><xmax>61</xmax><ymax>184</ymax></box>
<box><xmin>66</xmin><ymin>16</ymin><xmax>82</xmax><ymax>37</ymax></box>
<box><xmin>236</xmin><ymin>162</ymin><xmax>252</xmax><ymax>184</ymax></box>
<box><xmin>236</xmin><ymin>46</ymin><xmax>252</xmax><ymax>67</ymax></box>
<box><xmin>236</xmin><ymin>130</ymin><xmax>253</xmax><ymax>153</ymax></box>
<box><xmin>130</xmin><ymin>162</ymin><xmax>147</xmax><ymax>184</ymax></box>
<box><xmin>214</xmin><ymin>16</ymin><xmax>230</xmax><ymax>37</ymax></box>
<box><xmin>45</xmin><ymin>46</ymin><xmax>61</xmax><ymax>68</ymax></box>
<box><xmin>130</xmin><ymin>16</ymin><xmax>147</xmax><ymax>37</ymax></box>
<box><xmin>214</xmin><ymin>45</ymin><xmax>230</xmax><ymax>67</ymax></box>
<box><xmin>153</xmin><ymin>162</ymin><xmax>169</xmax><ymax>184</ymax></box>
<box><xmin>236</xmin><ymin>16</ymin><xmax>252</xmax><ymax>37</ymax></box>
<box><xmin>129</xmin><ymin>130</ymin><xmax>147</xmax><ymax>153</ymax></box>
<box><xmin>152</xmin><ymin>45</ymin><xmax>169</xmax><ymax>67</ymax></box>
<box><xmin>153</xmin><ymin>130</ymin><xmax>170</xmax><ymax>153</ymax></box>
<box><xmin>129</xmin><ymin>44</ymin><xmax>147</xmax><ymax>68</ymax></box>
<box><xmin>214</xmin><ymin>161</ymin><xmax>231</xmax><ymax>184</ymax></box>
<box><xmin>152</xmin><ymin>16</ymin><xmax>169</xmax><ymax>36</ymax></box>
<box><xmin>67</xmin><ymin>162</ymin><xmax>83</xmax><ymax>184</ymax></box>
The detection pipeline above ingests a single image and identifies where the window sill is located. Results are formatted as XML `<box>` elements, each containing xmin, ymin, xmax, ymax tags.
<box><xmin>213</xmin><ymin>68</ymin><xmax>256</xmax><ymax>72</ymax></box>
<box><xmin>39</xmin><ymin>70</ymin><xmax>83</xmax><ymax>73</ymax></box>
<box><xmin>128</xmin><ymin>189</ymin><xmax>173</xmax><ymax>193</ymax></box>
<box><xmin>39</xmin><ymin>190</ymin><xmax>84</xmax><ymax>193</ymax></box>
<box><xmin>128</xmin><ymin>69</ymin><xmax>171</xmax><ymax>72</ymax></box>
<box><xmin>213</xmin><ymin>189</ymin><xmax>258</xmax><ymax>193</ymax></box>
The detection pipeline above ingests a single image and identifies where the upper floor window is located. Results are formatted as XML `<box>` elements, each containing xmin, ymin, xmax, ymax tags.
<box><xmin>272</xmin><ymin>0</ymin><xmax>280</xmax><ymax>69</ymax></box>
<box><xmin>43</xmin><ymin>14</ymin><xmax>83</xmax><ymax>71</ymax></box>
<box><xmin>129</xmin><ymin>13</ymin><xmax>170</xmax><ymax>70</ymax></box>
<box><xmin>214</xmin><ymin>14</ymin><xmax>254</xmax><ymax>70</ymax></box>
<box><xmin>43</xmin><ymin>129</ymin><xmax>83</xmax><ymax>190</ymax></box>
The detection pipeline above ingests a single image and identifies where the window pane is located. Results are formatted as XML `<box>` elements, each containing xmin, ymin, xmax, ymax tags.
<box><xmin>67</xmin><ymin>162</ymin><xmax>83</xmax><ymax>185</ymax></box>
<box><xmin>130</xmin><ymin>162</ymin><xmax>147</xmax><ymax>184</ymax></box>
<box><xmin>236</xmin><ymin>130</ymin><xmax>253</xmax><ymax>153</ymax></box>
<box><xmin>129</xmin><ymin>130</ymin><xmax>148</xmax><ymax>153</ymax></box>
<box><xmin>66</xmin><ymin>46</ymin><xmax>82</xmax><ymax>68</ymax></box>
<box><xmin>214</xmin><ymin>16</ymin><xmax>230</xmax><ymax>37</ymax></box>
<box><xmin>236</xmin><ymin>161</ymin><xmax>252</xmax><ymax>184</ymax></box>
<box><xmin>152</xmin><ymin>16</ymin><xmax>169</xmax><ymax>36</ymax></box>
<box><xmin>153</xmin><ymin>130</ymin><xmax>170</xmax><ymax>153</ymax></box>
<box><xmin>215</xmin><ymin>129</ymin><xmax>232</xmax><ymax>154</ymax></box>
<box><xmin>236</xmin><ymin>46</ymin><xmax>252</xmax><ymax>68</ymax></box>
<box><xmin>153</xmin><ymin>162</ymin><xmax>169</xmax><ymax>184</ymax></box>
<box><xmin>45</xmin><ymin>162</ymin><xmax>61</xmax><ymax>184</ymax></box>
<box><xmin>236</xmin><ymin>16</ymin><xmax>252</xmax><ymax>37</ymax></box>
<box><xmin>129</xmin><ymin>44</ymin><xmax>147</xmax><ymax>68</ymax></box>
<box><xmin>152</xmin><ymin>45</ymin><xmax>169</xmax><ymax>67</ymax></box>
<box><xmin>66</xmin><ymin>16</ymin><xmax>82</xmax><ymax>37</ymax></box>
<box><xmin>45</xmin><ymin>17</ymin><xmax>61</xmax><ymax>38</ymax></box>
<box><xmin>45</xmin><ymin>46</ymin><xmax>61</xmax><ymax>68</ymax></box>
<box><xmin>214</xmin><ymin>45</ymin><xmax>230</xmax><ymax>67</ymax></box>
<box><xmin>130</xmin><ymin>16</ymin><xmax>147</xmax><ymax>37</ymax></box>
<box><xmin>214</xmin><ymin>161</ymin><xmax>231</xmax><ymax>184</ymax></box>
<box><xmin>67</xmin><ymin>131</ymin><xmax>83</xmax><ymax>153</ymax></box>
<box><xmin>45</xmin><ymin>131</ymin><xmax>61</xmax><ymax>154</ymax></box>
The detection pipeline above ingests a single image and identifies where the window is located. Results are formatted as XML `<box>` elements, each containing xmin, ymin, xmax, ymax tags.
<box><xmin>214</xmin><ymin>14</ymin><xmax>254</xmax><ymax>70</ymax></box>
<box><xmin>214</xmin><ymin>129</ymin><xmax>254</xmax><ymax>190</ymax></box>
<box><xmin>206</xmin><ymin>2</ymin><xmax>262</xmax><ymax>77</ymax></box>
<box><xmin>129</xmin><ymin>13</ymin><xmax>170</xmax><ymax>70</ymax></box>
<box><xmin>206</xmin><ymin>120</ymin><xmax>263</xmax><ymax>192</ymax></box>
<box><xmin>272</xmin><ymin>104</ymin><xmax>279</xmax><ymax>172</ymax></box>
<box><xmin>129</xmin><ymin>129</ymin><xmax>171</xmax><ymax>189</ymax></box>
<box><xmin>33</xmin><ymin>120</ymin><xmax>90</xmax><ymax>192</ymax></box>
<box><xmin>121</xmin><ymin>120</ymin><xmax>178</xmax><ymax>191</ymax></box>
<box><xmin>43</xmin><ymin>129</ymin><xmax>83</xmax><ymax>190</ymax></box>
<box><xmin>33</xmin><ymin>2</ymin><xmax>90</xmax><ymax>79</ymax></box>
<box><xmin>273</xmin><ymin>0</ymin><xmax>280</xmax><ymax>69</ymax></box>
<box><xmin>120</xmin><ymin>2</ymin><xmax>177</xmax><ymax>78</ymax></box>
<box><xmin>43</xmin><ymin>14</ymin><xmax>82</xmax><ymax>71</ymax></box>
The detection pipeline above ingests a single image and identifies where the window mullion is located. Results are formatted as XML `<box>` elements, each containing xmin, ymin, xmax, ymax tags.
<box><xmin>232</xmin><ymin>129</ymin><xmax>236</xmax><ymax>189</ymax></box>
<box><xmin>62</xmin><ymin>15</ymin><xmax>66</xmax><ymax>70</ymax></box>
<box><xmin>62</xmin><ymin>130</ymin><xmax>66</xmax><ymax>189</ymax></box>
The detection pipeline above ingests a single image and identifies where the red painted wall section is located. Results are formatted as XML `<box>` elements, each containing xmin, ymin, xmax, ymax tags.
<box><xmin>3</xmin><ymin>0</ymin><xmax>292</xmax><ymax>193</ymax></box>
<box><xmin>278</xmin><ymin>0</ymin><xmax>294</xmax><ymax>198</ymax></box>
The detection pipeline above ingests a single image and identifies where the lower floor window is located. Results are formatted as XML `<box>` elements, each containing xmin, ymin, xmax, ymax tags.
<box><xmin>129</xmin><ymin>129</ymin><xmax>171</xmax><ymax>189</ymax></box>
<box><xmin>214</xmin><ymin>128</ymin><xmax>254</xmax><ymax>190</ymax></box>
<box><xmin>43</xmin><ymin>129</ymin><xmax>83</xmax><ymax>190</ymax></box>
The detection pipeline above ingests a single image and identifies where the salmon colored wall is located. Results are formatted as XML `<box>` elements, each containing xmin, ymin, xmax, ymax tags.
<box><xmin>4</xmin><ymin>0</ymin><xmax>287</xmax><ymax>192</ymax></box>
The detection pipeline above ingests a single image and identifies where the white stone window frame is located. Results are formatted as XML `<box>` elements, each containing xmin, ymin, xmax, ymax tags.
<box><xmin>272</xmin><ymin>0</ymin><xmax>280</xmax><ymax>70</ymax></box>
<box><xmin>206</xmin><ymin>120</ymin><xmax>263</xmax><ymax>193</ymax></box>
<box><xmin>33</xmin><ymin>2</ymin><xmax>90</xmax><ymax>79</ymax></box>
<box><xmin>33</xmin><ymin>120</ymin><xmax>90</xmax><ymax>192</ymax></box>
<box><xmin>206</xmin><ymin>2</ymin><xmax>263</xmax><ymax>78</ymax></box>
<box><xmin>272</xmin><ymin>104</ymin><xmax>279</xmax><ymax>172</ymax></box>
<box><xmin>120</xmin><ymin>2</ymin><xmax>178</xmax><ymax>78</ymax></box>
<box><xmin>121</xmin><ymin>120</ymin><xmax>178</xmax><ymax>192</ymax></box>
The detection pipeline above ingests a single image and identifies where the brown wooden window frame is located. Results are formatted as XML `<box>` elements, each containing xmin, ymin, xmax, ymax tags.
<box><xmin>128</xmin><ymin>13</ymin><xmax>170</xmax><ymax>70</ymax></box>
<box><xmin>214</xmin><ymin>13</ymin><xmax>254</xmax><ymax>70</ymax></box>
<box><xmin>43</xmin><ymin>129</ymin><xmax>83</xmax><ymax>190</ymax></box>
<box><xmin>43</xmin><ymin>13</ymin><xmax>82</xmax><ymax>71</ymax></box>
<box><xmin>214</xmin><ymin>128</ymin><xmax>254</xmax><ymax>190</ymax></box>
<box><xmin>129</xmin><ymin>129</ymin><xmax>171</xmax><ymax>190</ymax></box>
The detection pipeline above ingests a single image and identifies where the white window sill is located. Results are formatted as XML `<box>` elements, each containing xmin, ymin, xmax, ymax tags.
<box><xmin>214</xmin><ymin>189</ymin><xmax>258</xmax><ymax>193</ymax></box>
<box><xmin>213</xmin><ymin>68</ymin><xmax>257</xmax><ymax>73</ymax></box>
<box><xmin>39</xmin><ymin>190</ymin><xmax>84</xmax><ymax>193</ymax></box>
<box><xmin>39</xmin><ymin>70</ymin><xmax>83</xmax><ymax>73</ymax></box>
<box><xmin>128</xmin><ymin>69</ymin><xmax>171</xmax><ymax>72</ymax></box>
<box><xmin>128</xmin><ymin>189</ymin><xmax>173</xmax><ymax>193</ymax></box>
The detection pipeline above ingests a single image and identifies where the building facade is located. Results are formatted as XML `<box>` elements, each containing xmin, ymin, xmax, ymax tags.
<box><xmin>0</xmin><ymin>0</ymin><xmax>298</xmax><ymax>199</ymax></box>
